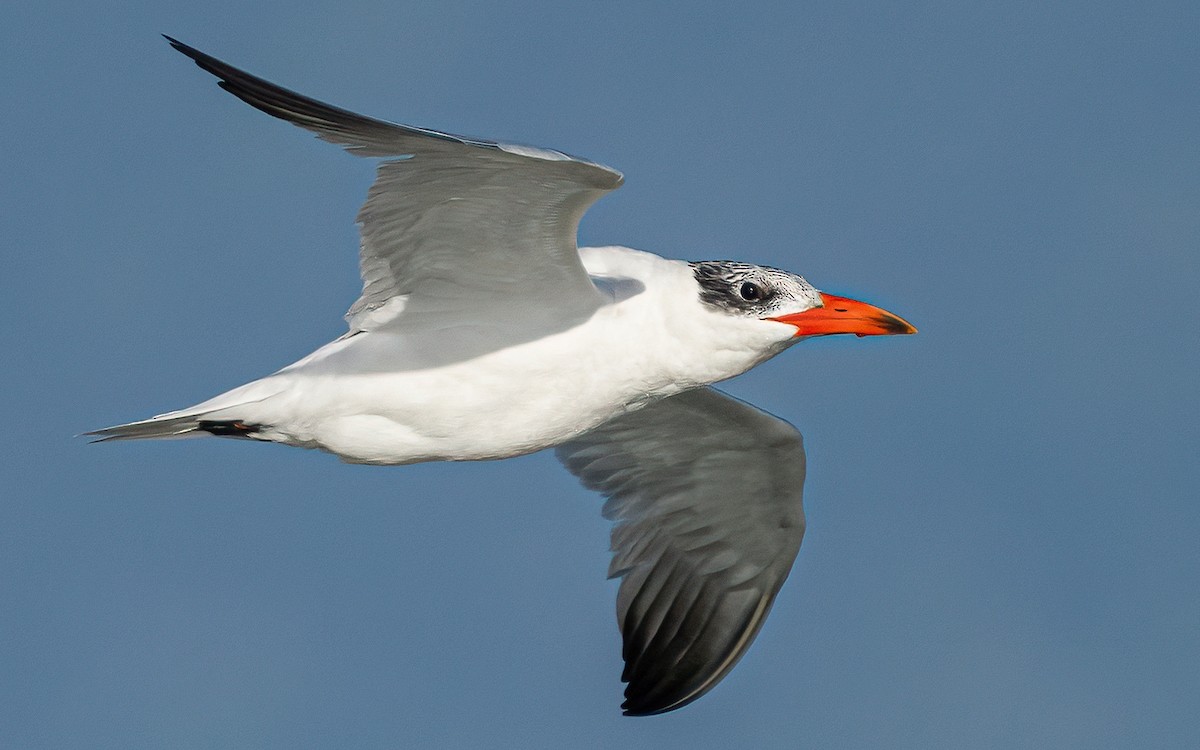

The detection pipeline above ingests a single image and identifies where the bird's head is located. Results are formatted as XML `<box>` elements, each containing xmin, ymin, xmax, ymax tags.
<box><xmin>690</xmin><ymin>261</ymin><xmax>917</xmax><ymax>342</ymax></box>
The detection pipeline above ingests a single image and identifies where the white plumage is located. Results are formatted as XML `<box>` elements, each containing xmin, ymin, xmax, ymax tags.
<box><xmin>90</xmin><ymin>37</ymin><xmax>915</xmax><ymax>715</ymax></box>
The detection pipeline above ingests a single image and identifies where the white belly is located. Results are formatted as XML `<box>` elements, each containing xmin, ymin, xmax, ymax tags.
<box><xmin>196</xmin><ymin>252</ymin><xmax>791</xmax><ymax>465</ymax></box>
<box><xmin>235</xmin><ymin>319</ymin><xmax>673</xmax><ymax>464</ymax></box>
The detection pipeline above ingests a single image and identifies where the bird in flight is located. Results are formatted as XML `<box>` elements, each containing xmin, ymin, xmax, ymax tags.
<box><xmin>90</xmin><ymin>37</ymin><xmax>916</xmax><ymax>715</ymax></box>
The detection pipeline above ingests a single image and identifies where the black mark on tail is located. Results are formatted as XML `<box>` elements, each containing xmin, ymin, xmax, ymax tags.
<box><xmin>198</xmin><ymin>420</ymin><xmax>262</xmax><ymax>439</ymax></box>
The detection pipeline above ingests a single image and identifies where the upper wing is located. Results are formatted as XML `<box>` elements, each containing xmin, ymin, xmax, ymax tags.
<box><xmin>556</xmin><ymin>388</ymin><xmax>806</xmax><ymax>716</ymax></box>
<box><xmin>166</xmin><ymin>37</ymin><xmax>623</xmax><ymax>333</ymax></box>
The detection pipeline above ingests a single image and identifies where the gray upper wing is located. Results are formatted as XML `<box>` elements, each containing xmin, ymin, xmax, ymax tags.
<box><xmin>556</xmin><ymin>388</ymin><xmax>806</xmax><ymax>715</ymax></box>
<box><xmin>166</xmin><ymin>37</ymin><xmax>622</xmax><ymax>332</ymax></box>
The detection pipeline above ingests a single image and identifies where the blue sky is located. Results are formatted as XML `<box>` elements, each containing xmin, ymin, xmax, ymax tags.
<box><xmin>3</xmin><ymin>1</ymin><xmax>1198</xmax><ymax>747</ymax></box>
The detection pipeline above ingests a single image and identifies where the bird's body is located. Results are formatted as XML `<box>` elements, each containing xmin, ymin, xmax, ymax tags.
<box><xmin>90</xmin><ymin>38</ymin><xmax>916</xmax><ymax>715</ymax></box>
<box><xmin>111</xmin><ymin>246</ymin><xmax>799</xmax><ymax>464</ymax></box>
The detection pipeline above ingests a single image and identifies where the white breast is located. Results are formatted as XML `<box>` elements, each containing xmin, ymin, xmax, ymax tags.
<box><xmin>195</xmin><ymin>247</ymin><xmax>791</xmax><ymax>465</ymax></box>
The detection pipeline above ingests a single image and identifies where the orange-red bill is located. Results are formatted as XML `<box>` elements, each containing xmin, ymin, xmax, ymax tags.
<box><xmin>768</xmin><ymin>293</ymin><xmax>917</xmax><ymax>338</ymax></box>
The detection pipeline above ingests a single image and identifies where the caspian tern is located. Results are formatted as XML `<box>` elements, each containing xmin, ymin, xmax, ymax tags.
<box><xmin>90</xmin><ymin>37</ymin><xmax>916</xmax><ymax>715</ymax></box>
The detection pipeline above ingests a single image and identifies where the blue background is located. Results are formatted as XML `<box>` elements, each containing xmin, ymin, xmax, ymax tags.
<box><xmin>3</xmin><ymin>1</ymin><xmax>1197</xmax><ymax>747</ymax></box>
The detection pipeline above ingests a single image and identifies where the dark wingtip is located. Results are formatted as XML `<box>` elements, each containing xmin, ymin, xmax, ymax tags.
<box><xmin>164</xmin><ymin>36</ymin><xmax>226</xmax><ymax>85</ymax></box>
<box><xmin>163</xmin><ymin>35</ymin><xmax>211</xmax><ymax>66</ymax></box>
<box><xmin>621</xmin><ymin>697</ymin><xmax>655</xmax><ymax>717</ymax></box>
<box><xmin>620</xmin><ymin>696</ymin><xmax>692</xmax><ymax>717</ymax></box>
<box><xmin>619</xmin><ymin>680</ymin><xmax>706</xmax><ymax>717</ymax></box>
<box><xmin>162</xmin><ymin>34</ymin><xmax>188</xmax><ymax>53</ymax></box>
<box><xmin>620</xmin><ymin>703</ymin><xmax>659</xmax><ymax>718</ymax></box>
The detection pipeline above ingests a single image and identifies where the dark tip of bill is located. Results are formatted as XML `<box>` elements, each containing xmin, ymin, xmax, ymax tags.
<box><xmin>883</xmin><ymin>314</ymin><xmax>918</xmax><ymax>334</ymax></box>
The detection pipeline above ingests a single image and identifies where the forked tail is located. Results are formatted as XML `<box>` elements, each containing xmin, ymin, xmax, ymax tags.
<box><xmin>86</xmin><ymin>378</ymin><xmax>285</xmax><ymax>443</ymax></box>
<box><xmin>86</xmin><ymin>414</ymin><xmax>261</xmax><ymax>442</ymax></box>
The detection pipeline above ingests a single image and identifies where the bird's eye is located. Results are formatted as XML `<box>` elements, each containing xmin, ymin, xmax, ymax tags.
<box><xmin>739</xmin><ymin>282</ymin><xmax>763</xmax><ymax>301</ymax></box>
